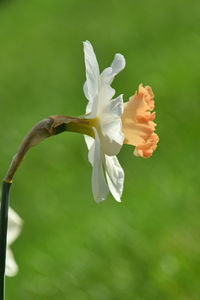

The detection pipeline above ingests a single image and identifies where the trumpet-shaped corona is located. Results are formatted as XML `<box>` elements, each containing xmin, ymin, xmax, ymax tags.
<box><xmin>122</xmin><ymin>84</ymin><xmax>159</xmax><ymax>158</ymax></box>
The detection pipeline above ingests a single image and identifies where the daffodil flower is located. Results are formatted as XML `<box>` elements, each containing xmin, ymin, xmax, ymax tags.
<box><xmin>80</xmin><ymin>41</ymin><xmax>158</xmax><ymax>203</ymax></box>
<box><xmin>83</xmin><ymin>41</ymin><xmax>125</xmax><ymax>203</ymax></box>
<box><xmin>6</xmin><ymin>208</ymin><xmax>22</xmax><ymax>277</ymax></box>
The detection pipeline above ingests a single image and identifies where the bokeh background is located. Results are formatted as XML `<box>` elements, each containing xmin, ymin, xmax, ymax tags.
<box><xmin>0</xmin><ymin>0</ymin><xmax>200</xmax><ymax>299</ymax></box>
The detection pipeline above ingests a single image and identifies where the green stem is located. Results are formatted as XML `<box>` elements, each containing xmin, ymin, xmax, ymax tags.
<box><xmin>0</xmin><ymin>181</ymin><xmax>12</xmax><ymax>300</ymax></box>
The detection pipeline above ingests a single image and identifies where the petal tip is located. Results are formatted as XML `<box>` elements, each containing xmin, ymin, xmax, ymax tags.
<box><xmin>83</xmin><ymin>40</ymin><xmax>91</xmax><ymax>46</ymax></box>
<box><xmin>111</xmin><ymin>53</ymin><xmax>126</xmax><ymax>74</ymax></box>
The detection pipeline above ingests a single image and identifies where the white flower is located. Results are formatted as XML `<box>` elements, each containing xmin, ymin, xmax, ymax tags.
<box><xmin>6</xmin><ymin>208</ymin><xmax>22</xmax><ymax>277</ymax></box>
<box><xmin>83</xmin><ymin>41</ymin><xmax>125</xmax><ymax>203</ymax></box>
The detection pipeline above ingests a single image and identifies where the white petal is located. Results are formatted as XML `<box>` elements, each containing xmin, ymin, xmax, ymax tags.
<box><xmin>97</xmin><ymin>84</ymin><xmax>115</xmax><ymax>115</ymax></box>
<box><xmin>101</xmin><ymin>53</ymin><xmax>126</xmax><ymax>86</ymax></box>
<box><xmin>6</xmin><ymin>248</ymin><xmax>18</xmax><ymax>277</ymax></box>
<box><xmin>83</xmin><ymin>41</ymin><xmax>100</xmax><ymax>102</ymax></box>
<box><xmin>99</xmin><ymin>94</ymin><xmax>124</xmax><ymax>156</ymax></box>
<box><xmin>92</xmin><ymin>127</ymin><xmax>109</xmax><ymax>202</ymax></box>
<box><xmin>84</xmin><ymin>135</ymin><xmax>95</xmax><ymax>165</ymax></box>
<box><xmin>85</xmin><ymin>83</ymin><xmax>115</xmax><ymax>119</ymax></box>
<box><xmin>100</xmin><ymin>93</ymin><xmax>124</xmax><ymax>119</ymax></box>
<box><xmin>7</xmin><ymin>208</ymin><xmax>23</xmax><ymax>246</ymax></box>
<box><xmin>85</xmin><ymin>95</ymin><xmax>98</xmax><ymax>119</ymax></box>
<box><xmin>104</xmin><ymin>155</ymin><xmax>124</xmax><ymax>202</ymax></box>
<box><xmin>83</xmin><ymin>81</ymin><xmax>89</xmax><ymax>100</ymax></box>
<box><xmin>84</xmin><ymin>134</ymin><xmax>94</xmax><ymax>150</ymax></box>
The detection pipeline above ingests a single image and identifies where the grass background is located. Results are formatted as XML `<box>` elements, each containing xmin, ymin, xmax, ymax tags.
<box><xmin>0</xmin><ymin>0</ymin><xmax>200</xmax><ymax>299</ymax></box>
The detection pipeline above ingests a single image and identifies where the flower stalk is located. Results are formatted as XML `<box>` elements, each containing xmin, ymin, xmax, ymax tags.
<box><xmin>0</xmin><ymin>181</ymin><xmax>11</xmax><ymax>300</ymax></box>
<box><xmin>0</xmin><ymin>114</ymin><xmax>94</xmax><ymax>299</ymax></box>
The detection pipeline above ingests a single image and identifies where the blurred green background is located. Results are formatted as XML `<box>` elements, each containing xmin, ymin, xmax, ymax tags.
<box><xmin>0</xmin><ymin>0</ymin><xmax>200</xmax><ymax>299</ymax></box>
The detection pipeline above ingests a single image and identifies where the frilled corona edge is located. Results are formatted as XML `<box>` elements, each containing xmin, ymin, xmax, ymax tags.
<box><xmin>121</xmin><ymin>84</ymin><xmax>159</xmax><ymax>158</ymax></box>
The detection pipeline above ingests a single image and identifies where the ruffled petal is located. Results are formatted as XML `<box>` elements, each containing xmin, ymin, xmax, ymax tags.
<box><xmin>7</xmin><ymin>208</ymin><xmax>23</xmax><ymax>246</ymax></box>
<box><xmin>6</xmin><ymin>248</ymin><xmax>18</xmax><ymax>277</ymax></box>
<box><xmin>121</xmin><ymin>84</ymin><xmax>159</xmax><ymax>158</ymax></box>
<box><xmin>104</xmin><ymin>155</ymin><xmax>124</xmax><ymax>202</ymax></box>
<box><xmin>99</xmin><ymin>94</ymin><xmax>124</xmax><ymax>156</ymax></box>
<box><xmin>101</xmin><ymin>53</ymin><xmax>126</xmax><ymax>86</ymax></box>
<box><xmin>91</xmin><ymin>127</ymin><xmax>109</xmax><ymax>202</ymax></box>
